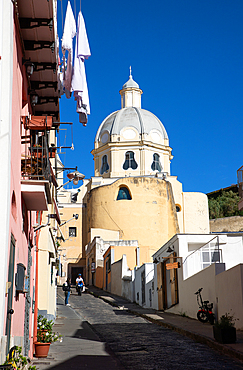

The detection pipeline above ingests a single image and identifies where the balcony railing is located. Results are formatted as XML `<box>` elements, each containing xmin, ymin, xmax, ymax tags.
<box><xmin>21</xmin><ymin>132</ymin><xmax>55</xmax><ymax>184</ymax></box>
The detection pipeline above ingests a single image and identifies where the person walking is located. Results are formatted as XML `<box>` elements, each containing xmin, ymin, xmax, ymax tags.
<box><xmin>63</xmin><ymin>277</ymin><xmax>72</xmax><ymax>306</ymax></box>
<box><xmin>76</xmin><ymin>273</ymin><xmax>85</xmax><ymax>296</ymax></box>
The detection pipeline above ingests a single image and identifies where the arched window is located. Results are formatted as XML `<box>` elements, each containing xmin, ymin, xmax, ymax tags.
<box><xmin>123</xmin><ymin>151</ymin><xmax>138</xmax><ymax>170</ymax></box>
<box><xmin>151</xmin><ymin>153</ymin><xmax>162</xmax><ymax>172</ymax></box>
<box><xmin>11</xmin><ymin>191</ymin><xmax>17</xmax><ymax>220</ymax></box>
<box><xmin>117</xmin><ymin>187</ymin><xmax>132</xmax><ymax>200</ymax></box>
<box><xmin>100</xmin><ymin>155</ymin><xmax>109</xmax><ymax>175</ymax></box>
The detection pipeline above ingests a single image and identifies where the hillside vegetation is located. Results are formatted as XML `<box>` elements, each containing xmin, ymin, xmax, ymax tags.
<box><xmin>208</xmin><ymin>190</ymin><xmax>243</xmax><ymax>219</ymax></box>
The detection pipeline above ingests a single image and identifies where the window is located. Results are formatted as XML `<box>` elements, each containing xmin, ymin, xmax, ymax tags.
<box><xmin>123</xmin><ymin>151</ymin><xmax>138</xmax><ymax>170</ymax></box>
<box><xmin>201</xmin><ymin>244</ymin><xmax>221</xmax><ymax>270</ymax></box>
<box><xmin>100</xmin><ymin>155</ymin><xmax>109</xmax><ymax>175</ymax></box>
<box><xmin>117</xmin><ymin>187</ymin><xmax>132</xmax><ymax>200</ymax></box>
<box><xmin>69</xmin><ymin>227</ymin><xmax>77</xmax><ymax>237</ymax></box>
<box><xmin>11</xmin><ymin>192</ymin><xmax>17</xmax><ymax>220</ymax></box>
<box><xmin>151</xmin><ymin>153</ymin><xmax>162</xmax><ymax>172</ymax></box>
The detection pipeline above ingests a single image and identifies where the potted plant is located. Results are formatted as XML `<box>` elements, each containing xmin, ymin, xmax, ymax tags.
<box><xmin>34</xmin><ymin>315</ymin><xmax>62</xmax><ymax>358</ymax></box>
<box><xmin>213</xmin><ymin>312</ymin><xmax>237</xmax><ymax>344</ymax></box>
<box><xmin>2</xmin><ymin>345</ymin><xmax>36</xmax><ymax>369</ymax></box>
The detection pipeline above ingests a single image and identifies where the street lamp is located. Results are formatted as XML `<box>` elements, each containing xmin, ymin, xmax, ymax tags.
<box><xmin>60</xmin><ymin>213</ymin><xmax>79</xmax><ymax>227</ymax></box>
<box><xmin>57</xmin><ymin>171</ymin><xmax>85</xmax><ymax>190</ymax></box>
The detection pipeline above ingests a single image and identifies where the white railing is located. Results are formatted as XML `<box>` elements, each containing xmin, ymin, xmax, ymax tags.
<box><xmin>183</xmin><ymin>236</ymin><xmax>222</xmax><ymax>280</ymax></box>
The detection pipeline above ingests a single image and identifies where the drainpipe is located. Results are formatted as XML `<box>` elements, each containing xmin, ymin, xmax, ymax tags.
<box><xmin>33</xmin><ymin>211</ymin><xmax>42</xmax><ymax>350</ymax></box>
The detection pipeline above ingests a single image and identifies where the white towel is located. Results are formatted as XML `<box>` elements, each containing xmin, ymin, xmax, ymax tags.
<box><xmin>62</xmin><ymin>1</ymin><xmax>76</xmax><ymax>51</ymax></box>
<box><xmin>71</xmin><ymin>11</ymin><xmax>91</xmax><ymax>121</ymax></box>
<box><xmin>62</xmin><ymin>1</ymin><xmax>76</xmax><ymax>98</ymax></box>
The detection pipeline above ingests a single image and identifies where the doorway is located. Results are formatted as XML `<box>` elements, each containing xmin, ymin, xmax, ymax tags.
<box><xmin>157</xmin><ymin>252</ymin><xmax>178</xmax><ymax>310</ymax></box>
<box><xmin>70</xmin><ymin>266</ymin><xmax>83</xmax><ymax>285</ymax></box>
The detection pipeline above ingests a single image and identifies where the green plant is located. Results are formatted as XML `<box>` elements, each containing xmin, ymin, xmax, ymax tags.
<box><xmin>37</xmin><ymin>315</ymin><xmax>62</xmax><ymax>343</ymax></box>
<box><xmin>214</xmin><ymin>312</ymin><xmax>236</xmax><ymax>329</ymax></box>
<box><xmin>208</xmin><ymin>190</ymin><xmax>243</xmax><ymax>219</ymax></box>
<box><xmin>3</xmin><ymin>346</ymin><xmax>36</xmax><ymax>370</ymax></box>
<box><xmin>179</xmin><ymin>311</ymin><xmax>188</xmax><ymax>318</ymax></box>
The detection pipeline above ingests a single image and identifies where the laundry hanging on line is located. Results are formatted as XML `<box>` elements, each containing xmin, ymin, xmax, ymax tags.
<box><xmin>62</xmin><ymin>0</ymin><xmax>76</xmax><ymax>99</ymax></box>
<box><xmin>71</xmin><ymin>10</ymin><xmax>91</xmax><ymax>125</ymax></box>
<box><xmin>60</xmin><ymin>1</ymin><xmax>91</xmax><ymax>125</ymax></box>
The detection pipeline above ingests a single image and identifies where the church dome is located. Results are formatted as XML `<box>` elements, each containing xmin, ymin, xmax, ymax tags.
<box><xmin>122</xmin><ymin>74</ymin><xmax>140</xmax><ymax>89</ymax></box>
<box><xmin>95</xmin><ymin>107</ymin><xmax>168</xmax><ymax>144</ymax></box>
<box><xmin>92</xmin><ymin>70</ymin><xmax>172</xmax><ymax>179</ymax></box>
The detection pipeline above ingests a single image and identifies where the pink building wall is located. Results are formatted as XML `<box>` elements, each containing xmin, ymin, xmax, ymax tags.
<box><xmin>4</xmin><ymin>16</ymin><xmax>36</xmax><ymax>358</ymax></box>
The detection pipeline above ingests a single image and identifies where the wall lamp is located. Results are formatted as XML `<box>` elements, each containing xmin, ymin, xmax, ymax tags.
<box><xmin>28</xmin><ymin>89</ymin><xmax>39</xmax><ymax>106</ymax></box>
<box><xmin>23</xmin><ymin>58</ymin><xmax>35</xmax><ymax>77</ymax></box>
<box><xmin>166</xmin><ymin>246</ymin><xmax>174</xmax><ymax>254</ymax></box>
<box><xmin>57</xmin><ymin>171</ymin><xmax>85</xmax><ymax>190</ymax></box>
<box><xmin>60</xmin><ymin>213</ymin><xmax>79</xmax><ymax>227</ymax></box>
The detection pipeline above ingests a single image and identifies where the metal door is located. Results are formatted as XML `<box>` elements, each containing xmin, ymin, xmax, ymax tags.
<box><xmin>24</xmin><ymin>244</ymin><xmax>31</xmax><ymax>356</ymax></box>
<box><xmin>5</xmin><ymin>234</ymin><xmax>16</xmax><ymax>354</ymax></box>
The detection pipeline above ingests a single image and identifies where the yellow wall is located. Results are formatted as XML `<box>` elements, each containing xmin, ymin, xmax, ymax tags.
<box><xmin>113</xmin><ymin>245</ymin><xmax>136</xmax><ymax>269</ymax></box>
<box><xmin>57</xmin><ymin>204</ymin><xmax>85</xmax><ymax>283</ymax></box>
<box><xmin>37</xmin><ymin>207</ymin><xmax>57</xmax><ymax>319</ymax></box>
<box><xmin>87</xmin><ymin>177</ymin><xmax>179</xmax><ymax>250</ymax></box>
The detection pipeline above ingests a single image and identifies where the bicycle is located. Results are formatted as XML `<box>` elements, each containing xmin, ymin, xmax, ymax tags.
<box><xmin>195</xmin><ymin>287</ymin><xmax>214</xmax><ymax>325</ymax></box>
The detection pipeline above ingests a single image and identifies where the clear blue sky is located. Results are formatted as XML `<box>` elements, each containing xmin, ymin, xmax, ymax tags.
<box><xmin>57</xmin><ymin>0</ymin><xmax>243</xmax><ymax>194</ymax></box>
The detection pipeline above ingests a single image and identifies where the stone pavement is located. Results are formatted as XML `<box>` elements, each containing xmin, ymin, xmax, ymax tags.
<box><xmin>87</xmin><ymin>286</ymin><xmax>243</xmax><ymax>363</ymax></box>
<box><xmin>33</xmin><ymin>294</ymin><xmax>124</xmax><ymax>369</ymax></box>
<box><xmin>33</xmin><ymin>286</ymin><xmax>243</xmax><ymax>369</ymax></box>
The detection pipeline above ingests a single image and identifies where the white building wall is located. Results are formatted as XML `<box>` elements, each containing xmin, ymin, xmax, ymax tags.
<box><xmin>215</xmin><ymin>264</ymin><xmax>243</xmax><ymax>330</ymax></box>
<box><xmin>183</xmin><ymin>193</ymin><xmax>210</xmax><ymax>234</ymax></box>
<box><xmin>0</xmin><ymin>0</ymin><xmax>13</xmax><ymax>350</ymax></box>
<box><xmin>152</xmin><ymin>233</ymin><xmax>243</xmax><ymax>328</ymax></box>
<box><xmin>134</xmin><ymin>263</ymin><xmax>154</xmax><ymax>308</ymax></box>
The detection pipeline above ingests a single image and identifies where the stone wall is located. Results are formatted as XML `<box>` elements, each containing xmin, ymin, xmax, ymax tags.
<box><xmin>209</xmin><ymin>216</ymin><xmax>243</xmax><ymax>232</ymax></box>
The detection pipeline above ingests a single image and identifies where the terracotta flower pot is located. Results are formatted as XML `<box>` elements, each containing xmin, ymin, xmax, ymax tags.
<box><xmin>34</xmin><ymin>342</ymin><xmax>51</xmax><ymax>358</ymax></box>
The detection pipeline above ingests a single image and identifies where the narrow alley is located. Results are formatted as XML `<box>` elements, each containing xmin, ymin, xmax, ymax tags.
<box><xmin>34</xmin><ymin>289</ymin><xmax>243</xmax><ymax>370</ymax></box>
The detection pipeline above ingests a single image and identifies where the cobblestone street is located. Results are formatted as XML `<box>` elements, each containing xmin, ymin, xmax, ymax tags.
<box><xmin>61</xmin><ymin>291</ymin><xmax>243</xmax><ymax>370</ymax></box>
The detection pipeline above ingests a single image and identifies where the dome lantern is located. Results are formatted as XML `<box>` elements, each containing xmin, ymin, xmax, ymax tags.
<box><xmin>119</xmin><ymin>67</ymin><xmax>143</xmax><ymax>108</ymax></box>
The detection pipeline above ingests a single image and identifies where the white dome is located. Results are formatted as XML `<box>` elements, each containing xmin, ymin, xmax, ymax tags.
<box><xmin>95</xmin><ymin>107</ymin><xmax>168</xmax><ymax>143</ymax></box>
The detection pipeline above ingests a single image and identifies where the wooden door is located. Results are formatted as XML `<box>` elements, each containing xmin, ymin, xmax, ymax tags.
<box><xmin>157</xmin><ymin>262</ymin><xmax>165</xmax><ymax>310</ymax></box>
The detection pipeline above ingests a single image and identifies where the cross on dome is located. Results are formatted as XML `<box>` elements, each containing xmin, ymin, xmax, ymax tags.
<box><xmin>120</xmin><ymin>68</ymin><xmax>142</xmax><ymax>108</ymax></box>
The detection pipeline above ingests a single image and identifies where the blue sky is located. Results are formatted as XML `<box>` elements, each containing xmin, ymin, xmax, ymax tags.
<box><xmin>57</xmin><ymin>0</ymin><xmax>243</xmax><ymax>194</ymax></box>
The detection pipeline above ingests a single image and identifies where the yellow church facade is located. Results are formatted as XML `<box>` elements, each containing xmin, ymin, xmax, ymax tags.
<box><xmin>83</xmin><ymin>71</ymin><xmax>209</xmax><ymax>288</ymax></box>
<box><xmin>57</xmin><ymin>71</ymin><xmax>209</xmax><ymax>289</ymax></box>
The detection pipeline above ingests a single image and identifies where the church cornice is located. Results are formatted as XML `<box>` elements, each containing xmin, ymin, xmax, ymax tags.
<box><xmin>92</xmin><ymin>140</ymin><xmax>173</xmax><ymax>155</ymax></box>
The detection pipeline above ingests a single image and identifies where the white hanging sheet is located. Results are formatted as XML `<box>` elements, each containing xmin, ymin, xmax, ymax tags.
<box><xmin>71</xmin><ymin>11</ymin><xmax>91</xmax><ymax>123</ymax></box>
<box><xmin>62</xmin><ymin>1</ymin><xmax>76</xmax><ymax>98</ymax></box>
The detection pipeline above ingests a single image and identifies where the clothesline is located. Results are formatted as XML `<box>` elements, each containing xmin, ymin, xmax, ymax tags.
<box><xmin>59</xmin><ymin>0</ymin><xmax>82</xmax><ymax>32</ymax></box>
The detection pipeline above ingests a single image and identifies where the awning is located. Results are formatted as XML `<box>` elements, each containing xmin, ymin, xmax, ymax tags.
<box><xmin>21</xmin><ymin>180</ymin><xmax>49</xmax><ymax>211</ymax></box>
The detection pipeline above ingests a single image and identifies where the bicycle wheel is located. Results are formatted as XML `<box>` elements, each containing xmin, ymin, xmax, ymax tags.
<box><xmin>208</xmin><ymin>313</ymin><xmax>215</xmax><ymax>325</ymax></box>
<box><xmin>197</xmin><ymin>310</ymin><xmax>208</xmax><ymax>323</ymax></box>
